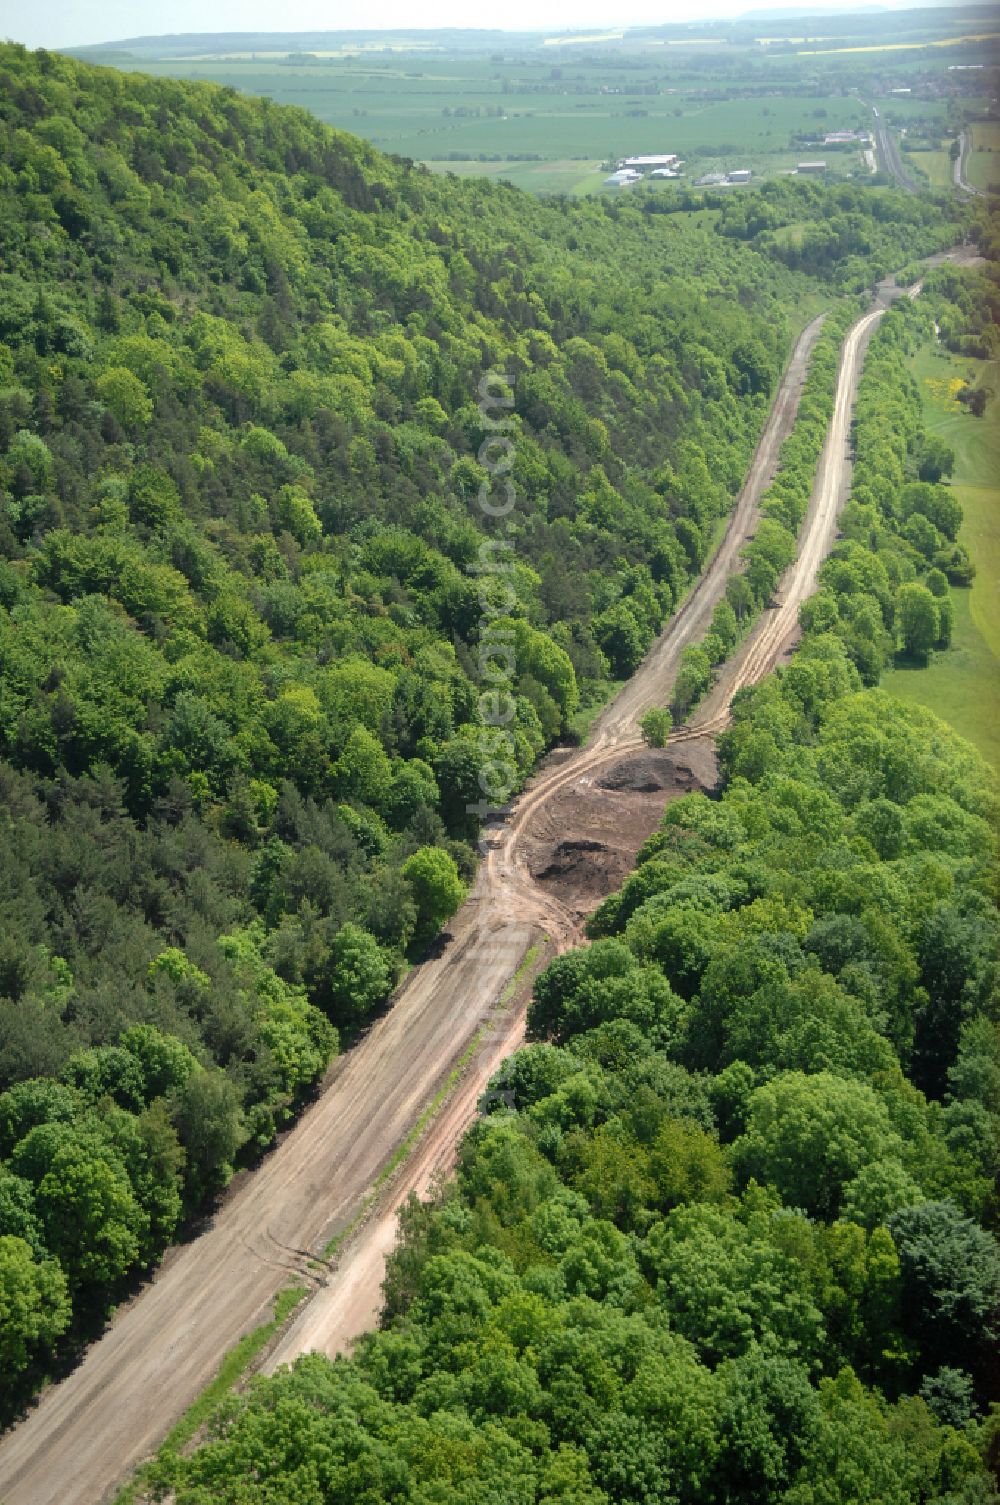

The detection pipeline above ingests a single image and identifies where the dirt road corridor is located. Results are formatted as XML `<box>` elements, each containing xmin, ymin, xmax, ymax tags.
<box><xmin>0</xmin><ymin>293</ymin><xmax>898</xmax><ymax>1505</ymax></box>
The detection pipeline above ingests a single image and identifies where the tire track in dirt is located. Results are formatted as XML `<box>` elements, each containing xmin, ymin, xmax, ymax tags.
<box><xmin>262</xmin><ymin>282</ymin><xmax>928</xmax><ymax>1370</ymax></box>
<box><xmin>0</xmin><ymin>297</ymin><xmax>894</xmax><ymax>1505</ymax></box>
<box><xmin>953</xmin><ymin>130</ymin><xmax>984</xmax><ymax>197</ymax></box>
<box><xmin>258</xmin><ymin>309</ymin><xmax>856</xmax><ymax>1374</ymax></box>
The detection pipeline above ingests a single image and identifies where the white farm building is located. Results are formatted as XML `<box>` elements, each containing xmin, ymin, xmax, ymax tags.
<box><xmin>619</xmin><ymin>154</ymin><xmax>679</xmax><ymax>171</ymax></box>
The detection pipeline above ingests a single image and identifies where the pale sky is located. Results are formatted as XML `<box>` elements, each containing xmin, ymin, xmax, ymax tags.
<box><xmin>2</xmin><ymin>0</ymin><xmax>963</xmax><ymax>52</ymax></box>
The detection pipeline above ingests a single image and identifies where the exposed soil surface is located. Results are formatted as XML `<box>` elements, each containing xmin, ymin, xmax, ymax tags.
<box><xmin>954</xmin><ymin>130</ymin><xmax>984</xmax><ymax>197</ymax></box>
<box><xmin>2</xmin><ymin>273</ymin><xmax>954</xmax><ymax>1505</ymax></box>
<box><xmin>523</xmin><ymin>740</ymin><xmax>719</xmax><ymax>914</ymax></box>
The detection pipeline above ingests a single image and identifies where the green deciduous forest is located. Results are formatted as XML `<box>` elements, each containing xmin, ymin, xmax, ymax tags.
<box><xmin>150</xmin><ymin>647</ymin><xmax>1000</xmax><ymax>1504</ymax></box>
<box><xmin>803</xmin><ymin>291</ymin><xmax>973</xmax><ymax>680</ymax></box>
<box><xmin>0</xmin><ymin>38</ymin><xmax>996</xmax><ymax>1480</ymax></box>
<box><xmin>669</xmin><ymin>303</ymin><xmax>858</xmax><ymax>722</ymax></box>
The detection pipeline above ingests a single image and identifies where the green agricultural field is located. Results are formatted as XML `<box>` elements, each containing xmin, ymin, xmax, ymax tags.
<box><xmin>966</xmin><ymin>121</ymin><xmax>1000</xmax><ymax>193</ymax></box>
<box><xmin>119</xmin><ymin>53</ymin><xmax>873</xmax><ymax>181</ymax></box>
<box><xmin>870</xmin><ymin>94</ymin><xmax>951</xmax><ymax>124</ymax></box>
<box><xmin>882</xmin><ymin>343</ymin><xmax>1000</xmax><ymax>767</ymax></box>
<box><xmin>426</xmin><ymin>157</ymin><xmax>606</xmax><ymax>195</ymax></box>
<box><xmin>90</xmin><ymin>11</ymin><xmax>995</xmax><ymax>195</ymax></box>
<box><xmin>904</xmin><ymin>149</ymin><xmax>955</xmax><ymax>190</ymax></box>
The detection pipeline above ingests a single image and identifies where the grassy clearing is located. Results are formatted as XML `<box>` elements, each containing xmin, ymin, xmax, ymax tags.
<box><xmin>771</xmin><ymin>220</ymin><xmax>811</xmax><ymax>249</ymax></box>
<box><xmin>967</xmin><ymin>122</ymin><xmax>1000</xmax><ymax>194</ymax></box>
<box><xmin>904</xmin><ymin>149</ymin><xmax>954</xmax><ymax>190</ymax></box>
<box><xmin>881</xmin><ymin>342</ymin><xmax>1000</xmax><ymax>767</ymax></box>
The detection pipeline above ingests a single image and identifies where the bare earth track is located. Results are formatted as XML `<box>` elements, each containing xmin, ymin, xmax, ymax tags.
<box><xmin>0</xmin><ymin>271</ymin><xmax>963</xmax><ymax>1504</ymax></box>
<box><xmin>954</xmin><ymin>129</ymin><xmax>984</xmax><ymax>198</ymax></box>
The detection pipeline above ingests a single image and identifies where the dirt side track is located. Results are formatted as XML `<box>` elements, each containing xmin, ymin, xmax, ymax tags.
<box><xmin>261</xmin><ymin>301</ymin><xmax>894</xmax><ymax>1376</ymax></box>
<box><xmin>954</xmin><ymin>129</ymin><xmax>984</xmax><ymax>198</ymax></box>
<box><xmin>0</xmin><ymin>295</ymin><xmax>900</xmax><ymax>1505</ymax></box>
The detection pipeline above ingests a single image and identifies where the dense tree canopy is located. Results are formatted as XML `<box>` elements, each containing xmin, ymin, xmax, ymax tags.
<box><xmin>0</xmin><ymin>40</ymin><xmax>827</xmax><ymax>1405</ymax></box>
<box><xmin>0</xmin><ymin>38</ymin><xmax>990</xmax><ymax>1444</ymax></box>
<box><xmin>150</xmin><ymin>630</ymin><xmax>999</xmax><ymax>1503</ymax></box>
<box><xmin>802</xmin><ymin>288</ymin><xmax>979</xmax><ymax>685</ymax></box>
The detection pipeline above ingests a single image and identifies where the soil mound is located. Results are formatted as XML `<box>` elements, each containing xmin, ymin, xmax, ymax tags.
<box><xmin>535</xmin><ymin>839</ymin><xmax>633</xmax><ymax>905</ymax></box>
<box><xmin>598</xmin><ymin>752</ymin><xmax>698</xmax><ymax>794</ymax></box>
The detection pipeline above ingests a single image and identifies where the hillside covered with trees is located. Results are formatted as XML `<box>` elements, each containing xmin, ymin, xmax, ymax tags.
<box><xmin>0</xmin><ymin>41</ymin><xmax>978</xmax><ymax>1418</ymax></box>
<box><xmin>148</xmin><ymin>637</ymin><xmax>1000</xmax><ymax>1504</ymax></box>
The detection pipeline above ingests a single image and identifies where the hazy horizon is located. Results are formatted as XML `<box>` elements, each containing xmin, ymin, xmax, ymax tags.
<box><xmin>6</xmin><ymin>0</ymin><xmax>975</xmax><ymax>53</ymax></box>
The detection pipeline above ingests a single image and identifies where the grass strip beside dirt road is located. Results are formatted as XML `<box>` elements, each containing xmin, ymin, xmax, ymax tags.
<box><xmin>112</xmin><ymin>1283</ymin><xmax>308</xmax><ymax>1505</ymax></box>
<box><xmin>882</xmin><ymin>342</ymin><xmax>1000</xmax><ymax>767</ymax></box>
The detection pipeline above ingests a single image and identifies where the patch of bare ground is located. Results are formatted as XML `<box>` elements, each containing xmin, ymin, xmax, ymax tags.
<box><xmin>525</xmin><ymin>740</ymin><xmax>719</xmax><ymax>915</ymax></box>
<box><xmin>1</xmin><ymin>276</ymin><xmax>917</xmax><ymax>1505</ymax></box>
